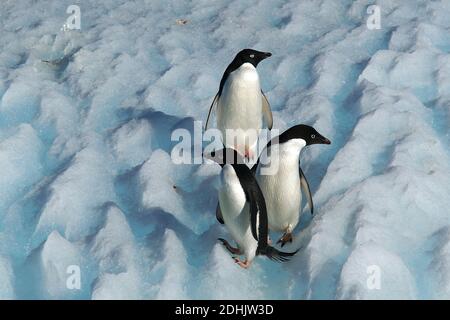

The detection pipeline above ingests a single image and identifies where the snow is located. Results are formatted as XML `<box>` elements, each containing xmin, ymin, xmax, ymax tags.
<box><xmin>0</xmin><ymin>124</ymin><xmax>44</xmax><ymax>214</ymax></box>
<box><xmin>33</xmin><ymin>139</ymin><xmax>116</xmax><ymax>244</ymax></box>
<box><xmin>0</xmin><ymin>255</ymin><xmax>15</xmax><ymax>299</ymax></box>
<box><xmin>0</xmin><ymin>0</ymin><xmax>450</xmax><ymax>299</ymax></box>
<box><xmin>196</xmin><ymin>244</ymin><xmax>267</xmax><ymax>299</ymax></box>
<box><xmin>39</xmin><ymin>231</ymin><xmax>84</xmax><ymax>299</ymax></box>
<box><xmin>337</xmin><ymin>243</ymin><xmax>417</xmax><ymax>299</ymax></box>
<box><xmin>90</xmin><ymin>205</ymin><xmax>143</xmax><ymax>300</ymax></box>
<box><xmin>155</xmin><ymin>229</ymin><xmax>189</xmax><ymax>299</ymax></box>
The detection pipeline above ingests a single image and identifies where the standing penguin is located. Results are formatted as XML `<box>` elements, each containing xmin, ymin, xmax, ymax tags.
<box><xmin>204</xmin><ymin>148</ymin><xmax>297</xmax><ymax>268</ymax></box>
<box><xmin>253</xmin><ymin>125</ymin><xmax>331</xmax><ymax>247</ymax></box>
<box><xmin>205</xmin><ymin>49</ymin><xmax>273</xmax><ymax>158</ymax></box>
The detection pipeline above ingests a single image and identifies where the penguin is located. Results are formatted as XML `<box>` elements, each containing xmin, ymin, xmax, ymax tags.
<box><xmin>252</xmin><ymin>125</ymin><xmax>331</xmax><ymax>247</ymax></box>
<box><xmin>205</xmin><ymin>49</ymin><xmax>273</xmax><ymax>159</ymax></box>
<box><xmin>204</xmin><ymin>148</ymin><xmax>297</xmax><ymax>268</ymax></box>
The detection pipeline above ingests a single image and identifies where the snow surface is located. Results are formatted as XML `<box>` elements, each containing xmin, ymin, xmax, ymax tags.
<box><xmin>0</xmin><ymin>0</ymin><xmax>450</xmax><ymax>299</ymax></box>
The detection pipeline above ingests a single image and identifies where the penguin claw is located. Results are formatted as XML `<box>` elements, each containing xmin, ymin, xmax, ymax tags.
<box><xmin>218</xmin><ymin>238</ymin><xmax>241</xmax><ymax>255</ymax></box>
<box><xmin>277</xmin><ymin>233</ymin><xmax>293</xmax><ymax>247</ymax></box>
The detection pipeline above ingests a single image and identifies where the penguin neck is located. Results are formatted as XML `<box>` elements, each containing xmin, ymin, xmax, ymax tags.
<box><xmin>238</xmin><ymin>62</ymin><xmax>257</xmax><ymax>70</ymax></box>
<box><xmin>278</xmin><ymin>138</ymin><xmax>306</xmax><ymax>157</ymax></box>
<box><xmin>275</xmin><ymin>139</ymin><xmax>306</xmax><ymax>171</ymax></box>
<box><xmin>233</xmin><ymin>63</ymin><xmax>259</xmax><ymax>82</ymax></box>
<box><xmin>258</xmin><ymin>139</ymin><xmax>305</xmax><ymax>174</ymax></box>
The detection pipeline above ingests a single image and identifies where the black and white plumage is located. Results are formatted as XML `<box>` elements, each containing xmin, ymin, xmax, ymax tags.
<box><xmin>253</xmin><ymin>124</ymin><xmax>331</xmax><ymax>246</ymax></box>
<box><xmin>205</xmin><ymin>49</ymin><xmax>273</xmax><ymax>158</ymax></box>
<box><xmin>204</xmin><ymin>148</ymin><xmax>297</xmax><ymax>268</ymax></box>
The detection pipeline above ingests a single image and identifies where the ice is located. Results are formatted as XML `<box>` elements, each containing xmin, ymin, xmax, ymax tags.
<box><xmin>91</xmin><ymin>205</ymin><xmax>136</xmax><ymax>273</ymax></box>
<box><xmin>0</xmin><ymin>124</ymin><xmax>44</xmax><ymax>214</ymax></box>
<box><xmin>33</xmin><ymin>139</ymin><xmax>115</xmax><ymax>243</ymax></box>
<box><xmin>90</xmin><ymin>205</ymin><xmax>143</xmax><ymax>299</ymax></box>
<box><xmin>111</xmin><ymin>119</ymin><xmax>154</xmax><ymax>170</ymax></box>
<box><xmin>138</xmin><ymin>149</ymin><xmax>215</xmax><ymax>234</ymax></box>
<box><xmin>0</xmin><ymin>256</ymin><xmax>15</xmax><ymax>299</ymax></box>
<box><xmin>38</xmin><ymin>90</ymin><xmax>81</xmax><ymax>160</ymax></box>
<box><xmin>196</xmin><ymin>244</ymin><xmax>266</xmax><ymax>299</ymax></box>
<box><xmin>337</xmin><ymin>243</ymin><xmax>417</xmax><ymax>299</ymax></box>
<box><xmin>1</xmin><ymin>0</ymin><xmax>450</xmax><ymax>299</ymax></box>
<box><xmin>155</xmin><ymin>229</ymin><xmax>189</xmax><ymax>299</ymax></box>
<box><xmin>0</xmin><ymin>81</ymin><xmax>41</xmax><ymax>125</ymax></box>
<box><xmin>92</xmin><ymin>272</ymin><xmax>142</xmax><ymax>300</ymax></box>
<box><xmin>39</xmin><ymin>231</ymin><xmax>83</xmax><ymax>299</ymax></box>
<box><xmin>139</xmin><ymin>150</ymin><xmax>191</xmax><ymax>225</ymax></box>
<box><xmin>429</xmin><ymin>228</ymin><xmax>450</xmax><ymax>299</ymax></box>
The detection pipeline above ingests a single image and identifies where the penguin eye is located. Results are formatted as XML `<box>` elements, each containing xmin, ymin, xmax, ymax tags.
<box><xmin>311</xmin><ymin>134</ymin><xmax>316</xmax><ymax>139</ymax></box>
<box><xmin>250</xmin><ymin>54</ymin><xmax>255</xmax><ymax>58</ymax></box>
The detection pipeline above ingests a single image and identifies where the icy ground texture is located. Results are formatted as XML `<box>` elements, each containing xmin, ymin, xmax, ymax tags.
<box><xmin>0</xmin><ymin>0</ymin><xmax>449</xmax><ymax>299</ymax></box>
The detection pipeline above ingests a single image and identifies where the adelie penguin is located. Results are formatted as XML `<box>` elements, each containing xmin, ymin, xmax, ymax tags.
<box><xmin>204</xmin><ymin>148</ymin><xmax>297</xmax><ymax>268</ymax></box>
<box><xmin>205</xmin><ymin>49</ymin><xmax>273</xmax><ymax>159</ymax></box>
<box><xmin>252</xmin><ymin>125</ymin><xmax>331</xmax><ymax>247</ymax></box>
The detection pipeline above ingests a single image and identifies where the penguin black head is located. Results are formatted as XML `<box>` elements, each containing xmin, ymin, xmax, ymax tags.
<box><xmin>232</xmin><ymin>49</ymin><xmax>272</xmax><ymax>68</ymax></box>
<box><xmin>278</xmin><ymin>124</ymin><xmax>331</xmax><ymax>146</ymax></box>
<box><xmin>217</xmin><ymin>49</ymin><xmax>272</xmax><ymax>97</ymax></box>
<box><xmin>203</xmin><ymin>148</ymin><xmax>246</xmax><ymax>167</ymax></box>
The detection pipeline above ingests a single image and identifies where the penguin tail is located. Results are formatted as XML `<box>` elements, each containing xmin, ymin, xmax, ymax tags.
<box><xmin>257</xmin><ymin>245</ymin><xmax>298</xmax><ymax>263</ymax></box>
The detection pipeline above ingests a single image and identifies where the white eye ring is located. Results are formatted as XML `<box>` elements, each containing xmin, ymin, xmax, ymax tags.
<box><xmin>311</xmin><ymin>134</ymin><xmax>316</xmax><ymax>139</ymax></box>
<box><xmin>250</xmin><ymin>54</ymin><xmax>255</xmax><ymax>58</ymax></box>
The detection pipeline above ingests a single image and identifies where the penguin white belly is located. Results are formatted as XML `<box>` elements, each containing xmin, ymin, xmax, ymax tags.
<box><xmin>218</xmin><ymin>165</ymin><xmax>258</xmax><ymax>260</ymax></box>
<box><xmin>257</xmin><ymin>170</ymin><xmax>301</xmax><ymax>232</ymax></box>
<box><xmin>217</xmin><ymin>63</ymin><xmax>262</xmax><ymax>155</ymax></box>
<box><xmin>256</xmin><ymin>140</ymin><xmax>305</xmax><ymax>232</ymax></box>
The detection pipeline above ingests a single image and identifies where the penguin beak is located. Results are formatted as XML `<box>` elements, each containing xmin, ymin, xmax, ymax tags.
<box><xmin>322</xmin><ymin>137</ymin><xmax>331</xmax><ymax>145</ymax></box>
<box><xmin>262</xmin><ymin>52</ymin><xmax>272</xmax><ymax>59</ymax></box>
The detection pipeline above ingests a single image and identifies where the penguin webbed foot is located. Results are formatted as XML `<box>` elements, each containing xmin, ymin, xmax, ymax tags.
<box><xmin>276</xmin><ymin>233</ymin><xmax>293</xmax><ymax>248</ymax></box>
<box><xmin>218</xmin><ymin>238</ymin><xmax>241</xmax><ymax>255</ymax></box>
<box><xmin>234</xmin><ymin>258</ymin><xmax>251</xmax><ymax>269</ymax></box>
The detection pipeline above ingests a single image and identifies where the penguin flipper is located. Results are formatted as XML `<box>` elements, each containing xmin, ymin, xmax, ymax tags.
<box><xmin>234</xmin><ymin>164</ymin><xmax>269</xmax><ymax>246</ymax></box>
<box><xmin>216</xmin><ymin>202</ymin><xmax>224</xmax><ymax>224</ymax></box>
<box><xmin>205</xmin><ymin>93</ymin><xmax>219</xmax><ymax>130</ymax></box>
<box><xmin>261</xmin><ymin>90</ymin><xmax>273</xmax><ymax>130</ymax></box>
<box><xmin>299</xmin><ymin>167</ymin><xmax>314</xmax><ymax>215</ymax></box>
<box><xmin>250</xmin><ymin>162</ymin><xmax>258</xmax><ymax>175</ymax></box>
<box><xmin>252</xmin><ymin>188</ymin><xmax>270</xmax><ymax>250</ymax></box>
<box><xmin>249</xmin><ymin>195</ymin><xmax>259</xmax><ymax>241</ymax></box>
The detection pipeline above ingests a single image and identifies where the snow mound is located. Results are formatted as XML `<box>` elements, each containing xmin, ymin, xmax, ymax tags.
<box><xmin>91</xmin><ymin>205</ymin><xmax>143</xmax><ymax>299</ymax></box>
<box><xmin>337</xmin><ymin>243</ymin><xmax>417</xmax><ymax>299</ymax></box>
<box><xmin>0</xmin><ymin>124</ymin><xmax>43</xmax><ymax>213</ymax></box>
<box><xmin>39</xmin><ymin>231</ymin><xmax>83</xmax><ymax>299</ymax></box>
<box><xmin>34</xmin><ymin>140</ymin><xmax>115</xmax><ymax>243</ymax></box>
